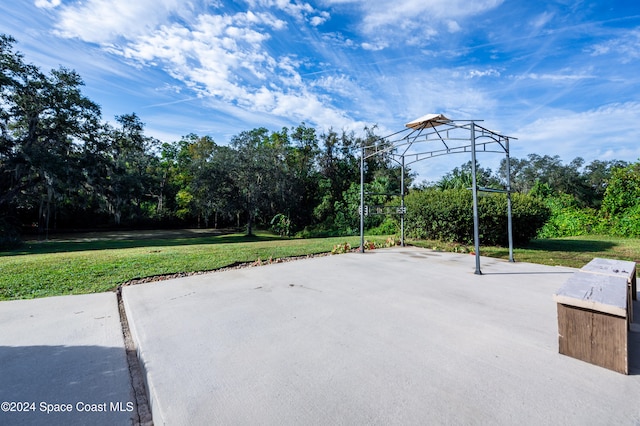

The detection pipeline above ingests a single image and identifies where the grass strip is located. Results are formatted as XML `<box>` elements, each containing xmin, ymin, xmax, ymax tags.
<box><xmin>409</xmin><ymin>235</ymin><xmax>640</xmax><ymax>270</ymax></box>
<box><xmin>0</xmin><ymin>234</ymin><xmax>381</xmax><ymax>300</ymax></box>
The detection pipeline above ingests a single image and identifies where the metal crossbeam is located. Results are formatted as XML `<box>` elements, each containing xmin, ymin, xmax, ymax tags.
<box><xmin>361</xmin><ymin>205</ymin><xmax>406</xmax><ymax>216</ymax></box>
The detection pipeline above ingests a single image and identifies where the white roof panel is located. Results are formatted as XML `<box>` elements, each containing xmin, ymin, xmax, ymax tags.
<box><xmin>405</xmin><ymin>113</ymin><xmax>450</xmax><ymax>129</ymax></box>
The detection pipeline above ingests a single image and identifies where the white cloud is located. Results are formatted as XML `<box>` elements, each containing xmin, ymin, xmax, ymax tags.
<box><xmin>531</xmin><ymin>11</ymin><xmax>554</xmax><ymax>30</ymax></box>
<box><xmin>313</xmin><ymin>74</ymin><xmax>355</xmax><ymax>97</ymax></box>
<box><xmin>446</xmin><ymin>20</ymin><xmax>461</xmax><ymax>33</ymax></box>
<box><xmin>513</xmin><ymin>102</ymin><xmax>640</xmax><ymax>162</ymax></box>
<box><xmin>49</xmin><ymin>0</ymin><xmax>350</xmax><ymax>134</ymax></box>
<box><xmin>513</xmin><ymin>71</ymin><xmax>595</xmax><ymax>82</ymax></box>
<box><xmin>103</xmin><ymin>8</ymin><xmax>362</xmax><ymax>133</ymax></box>
<box><xmin>590</xmin><ymin>44</ymin><xmax>610</xmax><ymax>55</ymax></box>
<box><xmin>467</xmin><ymin>68</ymin><xmax>501</xmax><ymax>79</ymax></box>
<box><xmin>309</xmin><ymin>0</ymin><xmax>506</xmax><ymax>57</ymax></box>
<box><xmin>322</xmin><ymin>0</ymin><xmax>503</xmax><ymax>39</ymax></box>
<box><xmin>34</xmin><ymin>0</ymin><xmax>60</xmax><ymax>9</ymax></box>
<box><xmin>310</xmin><ymin>12</ymin><xmax>330</xmax><ymax>26</ymax></box>
<box><xmin>361</xmin><ymin>42</ymin><xmax>387</xmax><ymax>51</ymax></box>
<box><xmin>245</xmin><ymin>0</ymin><xmax>331</xmax><ymax>26</ymax></box>
<box><xmin>53</xmin><ymin>0</ymin><xmax>185</xmax><ymax>43</ymax></box>
<box><xmin>322</xmin><ymin>32</ymin><xmax>357</xmax><ymax>49</ymax></box>
<box><xmin>589</xmin><ymin>29</ymin><xmax>640</xmax><ymax>64</ymax></box>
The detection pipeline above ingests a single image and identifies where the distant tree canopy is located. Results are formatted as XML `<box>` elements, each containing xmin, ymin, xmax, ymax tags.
<box><xmin>498</xmin><ymin>154</ymin><xmax>628</xmax><ymax>208</ymax></box>
<box><xmin>2</xmin><ymin>34</ymin><xmax>639</xmax><ymax>248</ymax></box>
<box><xmin>0</xmin><ymin>35</ymin><xmax>412</xmax><ymax>243</ymax></box>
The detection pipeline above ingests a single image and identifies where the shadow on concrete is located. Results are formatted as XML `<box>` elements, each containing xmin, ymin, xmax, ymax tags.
<box><xmin>0</xmin><ymin>345</ymin><xmax>135</xmax><ymax>426</ymax></box>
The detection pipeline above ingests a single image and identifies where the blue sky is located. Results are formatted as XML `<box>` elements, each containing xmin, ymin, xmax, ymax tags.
<box><xmin>2</xmin><ymin>0</ymin><xmax>640</xmax><ymax>181</ymax></box>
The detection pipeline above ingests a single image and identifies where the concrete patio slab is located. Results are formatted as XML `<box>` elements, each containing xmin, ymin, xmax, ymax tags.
<box><xmin>0</xmin><ymin>293</ymin><xmax>136</xmax><ymax>425</ymax></box>
<box><xmin>123</xmin><ymin>247</ymin><xmax>640</xmax><ymax>425</ymax></box>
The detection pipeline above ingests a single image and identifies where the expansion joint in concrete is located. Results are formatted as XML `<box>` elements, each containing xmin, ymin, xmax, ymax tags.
<box><xmin>117</xmin><ymin>286</ymin><xmax>154</xmax><ymax>426</ymax></box>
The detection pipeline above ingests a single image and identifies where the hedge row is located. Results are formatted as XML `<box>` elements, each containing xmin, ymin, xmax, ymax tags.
<box><xmin>403</xmin><ymin>189</ymin><xmax>550</xmax><ymax>246</ymax></box>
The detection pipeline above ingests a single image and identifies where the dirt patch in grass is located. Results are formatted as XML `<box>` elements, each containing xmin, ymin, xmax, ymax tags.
<box><xmin>119</xmin><ymin>252</ymin><xmax>333</xmax><ymax>286</ymax></box>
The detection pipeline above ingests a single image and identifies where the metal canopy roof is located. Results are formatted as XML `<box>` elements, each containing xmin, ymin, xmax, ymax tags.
<box><xmin>404</xmin><ymin>113</ymin><xmax>450</xmax><ymax>129</ymax></box>
<box><xmin>364</xmin><ymin>115</ymin><xmax>515</xmax><ymax>166</ymax></box>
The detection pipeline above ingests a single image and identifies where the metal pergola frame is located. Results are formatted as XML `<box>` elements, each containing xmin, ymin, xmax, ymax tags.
<box><xmin>359</xmin><ymin>116</ymin><xmax>517</xmax><ymax>275</ymax></box>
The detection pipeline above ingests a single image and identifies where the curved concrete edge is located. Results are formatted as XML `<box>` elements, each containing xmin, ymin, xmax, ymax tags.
<box><xmin>121</xmin><ymin>287</ymin><xmax>166</xmax><ymax>426</ymax></box>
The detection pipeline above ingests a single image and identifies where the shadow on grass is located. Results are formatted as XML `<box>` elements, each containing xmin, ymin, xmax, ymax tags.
<box><xmin>524</xmin><ymin>238</ymin><xmax>617</xmax><ymax>253</ymax></box>
<box><xmin>1</xmin><ymin>232</ymin><xmax>285</xmax><ymax>257</ymax></box>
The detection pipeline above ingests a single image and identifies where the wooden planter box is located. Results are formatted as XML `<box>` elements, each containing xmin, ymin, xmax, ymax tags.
<box><xmin>553</xmin><ymin>271</ymin><xmax>630</xmax><ymax>374</ymax></box>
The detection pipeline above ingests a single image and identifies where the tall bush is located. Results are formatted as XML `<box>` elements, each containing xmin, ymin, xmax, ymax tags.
<box><xmin>607</xmin><ymin>204</ymin><xmax>640</xmax><ymax>237</ymax></box>
<box><xmin>404</xmin><ymin>189</ymin><xmax>549</xmax><ymax>245</ymax></box>
<box><xmin>601</xmin><ymin>164</ymin><xmax>640</xmax><ymax>217</ymax></box>
<box><xmin>599</xmin><ymin>163</ymin><xmax>640</xmax><ymax>237</ymax></box>
<box><xmin>536</xmin><ymin>193</ymin><xmax>602</xmax><ymax>238</ymax></box>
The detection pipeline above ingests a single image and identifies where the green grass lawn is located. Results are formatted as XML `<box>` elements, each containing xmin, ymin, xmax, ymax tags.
<box><xmin>410</xmin><ymin>235</ymin><xmax>640</xmax><ymax>270</ymax></box>
<box><xmin>0</xmin><ymin>232</ymin><xmax>381</xmax><ymax>300</ymax></box>
<box><xmin>2</xmin><ymin>231</ymin><xmax>639</xmax><ymax>301</ymax></box>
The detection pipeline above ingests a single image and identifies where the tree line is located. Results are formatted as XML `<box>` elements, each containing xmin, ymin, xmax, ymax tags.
<box><xmin>2</xmin><ymin>34</ymin><xmax>638</xmax><ymax>248</ymax></box>
<box><xmin>1</xmin><ymin>34</ymin><xmax>405</xmax><ymax>244</ymax></box>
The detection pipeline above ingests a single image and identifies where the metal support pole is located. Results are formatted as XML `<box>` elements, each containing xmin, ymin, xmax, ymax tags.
<box><xmin>360</xmin><ymin>143</ymin><xmax>365</xmax><ymax>253</ymax></box>
<box><xmin>470</xmin><ymin>122</ymin><xmax>482</xmax><ymax>275</ymax></box>
<box><xmin>506</xmin><ymin>137</ymin><xmax>514</xmax><ymax>262</ymax></box>
<box><xmin>401</xmin><ymin>155</ymin><xmax>405</xmax><ymax>247</ymax></box>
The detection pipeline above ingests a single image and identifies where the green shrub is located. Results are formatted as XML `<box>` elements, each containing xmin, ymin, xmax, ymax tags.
<box><xmin>601</xmin><ymin>164</ymin><xmax>640</xmax><ymax>217</ymax></box>
<box><xmin>607</xmin><ymin>204</ymin><xmax>640</xmax><ymax>237</ymax></box>
<box><xmin>270</xmin><ymin>213</ymin><xmax>291</xmax><ymax>237</ymax></box>
<box><xmin>537</xmin><ymin>204</ymin><xmax>601</xmax><ymax>238</ymax></box>
<box><xmin>367</xmin><ymin>217</ymin><xmax>399</xmax><ymax>235</ymax></box>
<box><xmin>598</xmin><ymin>163</ymin><xmax>640</xmax><ymax>237</ymax></box>
<box><xmin>404</xmin><ymin>189</ymin><xmax>549</xmax><ymax>245</ymax></box>
<box><xmin>405</xmin><ymin>189</ymin><xmax>472</xmax><ymax>242</ymax></box>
